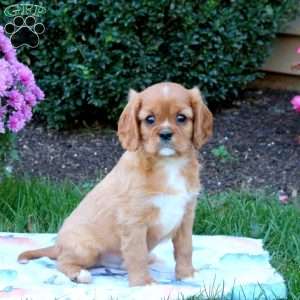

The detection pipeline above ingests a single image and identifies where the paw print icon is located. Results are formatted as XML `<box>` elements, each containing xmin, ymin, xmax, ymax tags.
<box><xmin>4</xmin><ymin>16</ymin><xmax>45</xmax><ymax>48</ymax></box>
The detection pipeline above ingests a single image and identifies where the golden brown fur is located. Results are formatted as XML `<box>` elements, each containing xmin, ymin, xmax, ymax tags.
<box><xmin>18</xmin><ymin>82</ymin><xmax>213</xmax><ymax>286</ymax></box>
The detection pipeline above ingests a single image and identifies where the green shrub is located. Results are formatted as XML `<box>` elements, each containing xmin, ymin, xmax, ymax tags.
<box><xmin>0</xmin><ymin>0</ymin><xmax>298</xmax><ymax>128</ymax></box>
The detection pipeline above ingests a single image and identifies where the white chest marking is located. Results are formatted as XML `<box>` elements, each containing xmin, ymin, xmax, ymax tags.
<box><xmin>152</xmin><ymin>159</ymin><xmax>194</xmax><ymax>236</ymax></box>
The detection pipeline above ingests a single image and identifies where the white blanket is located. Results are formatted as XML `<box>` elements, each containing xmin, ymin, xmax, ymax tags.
<box><xmin>0</xmin><ymin>233</ymin><xmax>286</xmax><ymax>299</ymax></box>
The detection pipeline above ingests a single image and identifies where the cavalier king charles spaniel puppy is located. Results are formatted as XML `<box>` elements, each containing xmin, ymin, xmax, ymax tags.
<box><xmin>18</xmin><ymin>82</ymin><xmax>213</xmax><ymax>286</ymax></box>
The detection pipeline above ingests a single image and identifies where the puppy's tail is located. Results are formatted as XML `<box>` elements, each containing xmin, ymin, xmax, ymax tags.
<box><xmin>18</xmin><ymin>246</ymin><xmax>59</xmax><ymax>263</ymax></box>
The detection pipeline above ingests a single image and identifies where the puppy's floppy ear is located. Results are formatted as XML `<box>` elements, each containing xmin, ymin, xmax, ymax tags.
<box><xmin>118</xmin><ymin>89</ymin><xmax>141</xmax><ymax>151</ymax></box>
<box><xmin>189</xmin><ymin>87</ymin><xmax>213</xmax><ymax>149</ymax></box>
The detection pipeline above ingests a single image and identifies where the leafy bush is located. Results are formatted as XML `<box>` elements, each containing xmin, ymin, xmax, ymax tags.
<box><xmin>0</xmin><ymin>0</ymin><xmax>297</xmax><ymax>128</ymax></box>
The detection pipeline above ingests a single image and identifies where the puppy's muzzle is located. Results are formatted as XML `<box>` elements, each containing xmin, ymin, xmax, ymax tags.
<box><xmin>159</xmin><ymin>128</ymin><xmax>173</xmax><ymax>142</ymax></box>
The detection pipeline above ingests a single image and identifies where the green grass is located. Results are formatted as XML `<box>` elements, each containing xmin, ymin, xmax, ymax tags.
<box><xmin>0</xmin><ymin>177</ymin><xmax>299</xmax><ymax>299</ymax></box>
<box><xmin>0</xmin><ymin>176</ymin><xmax>83</xmax><ymax>232</ymax></box>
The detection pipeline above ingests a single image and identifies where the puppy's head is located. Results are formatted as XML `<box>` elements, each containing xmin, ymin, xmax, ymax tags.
<box><xmin>118</xmin><ymin>82</ymin><xmax>213</xmax><ymax>156</ymax></box>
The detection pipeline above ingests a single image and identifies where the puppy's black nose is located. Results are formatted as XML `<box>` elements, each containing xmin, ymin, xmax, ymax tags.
<box><xmin>159</xmin><ymin>129</ymin><xmax>173</xmax><ymax>141</ymax></box>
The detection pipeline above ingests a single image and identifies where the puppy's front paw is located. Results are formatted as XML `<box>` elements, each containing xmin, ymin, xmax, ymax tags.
<box><xmin>175</xmin><ymin>265</ymin><xmax>196</xmax><ymax>280</ymax></box>
<box><xmin>129</xmin><ymin>274</ymin><xmax>156</xmax><ymax>287</ymax></box>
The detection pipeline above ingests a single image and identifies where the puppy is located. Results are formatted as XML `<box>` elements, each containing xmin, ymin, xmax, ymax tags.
<box><xmin>18</xmin><ymin>82</ymin><xmax>213</xmax><ymax>286</ymax></box>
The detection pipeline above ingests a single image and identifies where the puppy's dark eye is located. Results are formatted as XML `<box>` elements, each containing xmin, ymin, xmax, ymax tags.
<box><xmin>176</xmin><ymin>114</ymin><xmax>187</xmax><ymax>124</ymax></box>
<box><xmin>145</xmin><ymin>115</ymin><xmax>155</xmax><ymax>125</ymax></box>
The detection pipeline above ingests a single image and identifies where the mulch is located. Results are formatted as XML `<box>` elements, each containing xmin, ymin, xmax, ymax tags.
<box><xmin>14</xmin><ymin>89</ymin><xmax>300</xmax><ymax>195</ymax></box>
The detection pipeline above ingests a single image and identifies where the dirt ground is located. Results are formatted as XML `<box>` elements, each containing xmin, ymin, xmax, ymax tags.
<box><xmin>15</xmin><ymin>89</ymin><xmax>300</xmax><ymax>195</ymax></box>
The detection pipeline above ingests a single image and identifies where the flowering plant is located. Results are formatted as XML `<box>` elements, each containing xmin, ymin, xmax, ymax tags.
<box><xmin>291</xmin><ymin>95</ymin><xmax>300</xmax><ymax>113</ymax></box>
<box><xmin>0</xmin><ymin>25</ymin><xmax>44</xmax><ymax>176</ymax></box>
<box><xmin>290</xmin><ymin>47</ymin><xmax>300</xmax><ymax>113</ymax></box>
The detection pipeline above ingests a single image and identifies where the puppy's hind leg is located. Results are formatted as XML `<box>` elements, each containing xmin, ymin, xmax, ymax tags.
<box><xmin>57</xmin><ymin>242</ymin><xmax>100</xmax><ymax>284</ymax></box>
<box><xmin>58</xmin><ymin>260</ymin><xmax>93</xmax><ymax>284</ymax></box>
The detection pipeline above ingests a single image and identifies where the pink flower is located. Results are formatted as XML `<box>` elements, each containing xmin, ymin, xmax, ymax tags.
<box><xmin>0</xmin><ymin>58</ymin><xmax>13</xmax><ymax>96</ymax></box>
<box><xmin>0</xmin><ymin>106</ymin><xmax>6</xmax><ymax>118</ymax></box>
<box><xmin>0</xmin><ymin>81</ymin><xmax>6</xmax><ymax>96</ymax></box>
<box><xmin>31</xmin><ymin>85</ymin><xmax>45</xmax><ymax>101</ymax></box>
<box><xmin>291</xmin><ymin>95</ymin><xmax>300</xmax><ymax>113</ymax></box>
<box><xmin>23</xmin><ymin>91</ymin><xmax>37</xmax><ymax>107</ymax></box>
<box><xmin>7</xmin><ymin>111</ymin><xmax>26</xmax><ymax>132</ymax></box>
<box><xmin>297</xmin><ymin>47</ymin><xmax>300</xmax><ymax>54</ymax></box>
<box><xmin>278</xmin><ymin>190</ymin><xmax>289</xmax><ymax>205</ymax></box>
<box><xmin>20</xmin><ymin>104</ymin><xmax>33</xmax><ymax>121</ymax></box>
<box><xmin>8</xmin><ymin>90</ymin><xmax>24</xmax><ymax>110</ymax></box>
<box><xmin>17</xmin><ymin>64</ymin><xmax>34</xmax><ymax>87</ymax></box>
<box><xmin>0</xmin><ymin>25</ymin><xmax>44</xmax><ymax>134</ymax></box>
<box><xmin>0</xmin><ymin>26</ymin><xmax>16</xmax><ymax>62</ymax></box>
